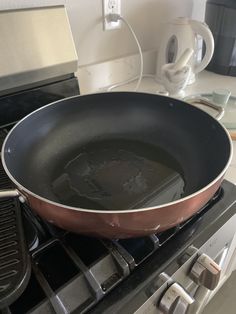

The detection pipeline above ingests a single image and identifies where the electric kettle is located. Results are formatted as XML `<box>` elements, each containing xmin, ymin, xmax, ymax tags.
<box><xmin>155</xmin><ymin>17</ymin><xmax>214</xmax><ymax>84</ymax></box>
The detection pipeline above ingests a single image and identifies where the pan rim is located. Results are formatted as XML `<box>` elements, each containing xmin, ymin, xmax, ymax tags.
<box><xmin>1</xmin><ymin>91</ymin><xmax>233</xmax><ymax>214</ymax></box>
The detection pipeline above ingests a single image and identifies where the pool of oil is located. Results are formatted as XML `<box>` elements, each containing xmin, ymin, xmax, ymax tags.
<box><xmin>51</xmin><ymin>140</ymin><xmax>185</xmax><ymax>210</ymax></box>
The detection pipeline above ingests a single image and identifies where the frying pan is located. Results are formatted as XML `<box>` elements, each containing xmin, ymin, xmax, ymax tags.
<box><xmin>0</xmin><ymin>92</ymin><xmax>232</xmax><ymax>238</ymax></box>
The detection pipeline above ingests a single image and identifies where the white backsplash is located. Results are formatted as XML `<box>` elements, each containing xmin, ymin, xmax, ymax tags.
<box><xmin>0</xmin><ymin>0</ymin><xmax>207</xmax><ymax>67</ymax></box>
<box><xmin>77</xmin><ymin>49</ymin><xmax>157</xmax><ymax>94</ymax></box>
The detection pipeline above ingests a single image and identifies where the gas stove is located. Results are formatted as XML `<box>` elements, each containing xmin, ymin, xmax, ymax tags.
<box><xmin>1</xmin><ymin>118</ymin><xmax>236</xmax><ymax>314</ymax></box>
<box><xmin>1</xmin><ymin>5</ymin><xmax>236</xmax><ymax>314</ymax></box>
<box><xmin>1</xmin><ymin>142</ymin><xmax>236</xmax><ymax>314</ymax></box>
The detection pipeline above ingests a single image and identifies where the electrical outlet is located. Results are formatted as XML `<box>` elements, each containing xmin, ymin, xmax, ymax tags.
<box><xmin>103</xmin><ymin>0</ymin><xmax>121</xmax><ymax>31</ymax></box>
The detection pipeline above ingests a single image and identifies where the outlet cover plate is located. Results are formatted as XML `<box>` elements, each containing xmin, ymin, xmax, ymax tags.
<box><xmin>103</xmin><ymin>0</ymin><xmax>121</xmax><ymax>30</ymax></box>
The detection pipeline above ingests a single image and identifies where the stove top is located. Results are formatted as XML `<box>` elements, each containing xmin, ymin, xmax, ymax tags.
<box><xmin>1</xmin><ymin>128</ymin><xmax>236</xmax><ymax>314</ymax></box>
<box><xmin>0</xmin><ymin>86</ymin><xmax>236</xmax><ymax>314</ymax></box>
<box><xmin>0</xmin><ymin>73</ymin><xmax>235</xmax><ymax>314</ymax></box>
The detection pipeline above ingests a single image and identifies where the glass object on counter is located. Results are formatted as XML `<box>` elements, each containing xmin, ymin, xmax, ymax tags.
<box><xmin>212</xmin><ymin>89</ymin><xmax>231</xmax><ymax>108</ymax></box>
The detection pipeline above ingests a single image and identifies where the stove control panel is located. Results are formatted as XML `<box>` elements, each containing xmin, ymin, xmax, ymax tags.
<box><xmin>158</xmin><ymin>282</ymin><xmax>194</xmax><ymax>314</ymax></box>
<box><xmin>133</xmin><ymin>212</ymin><xmax>236</xmax><ymax>314</ymax></box>
<box><xmin>190</xmin><ymin>253</ymin><xmax>221</xmax><ymax>290</ymax></box>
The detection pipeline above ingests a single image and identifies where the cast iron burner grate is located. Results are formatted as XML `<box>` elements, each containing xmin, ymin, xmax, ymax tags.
<box><xmin>5</xmin><ymin>187</ymin><xmax>222</xmax><ymax>314</ymax></box>
<box><xmin>113</xmin><ymin>188</ymin><xmax>222</xmax><ymax>268</ymax></box>
<box><xmin>0</xmin><ymin>129</ymin><xmax>31</xmax><ymax>309</ymax></box>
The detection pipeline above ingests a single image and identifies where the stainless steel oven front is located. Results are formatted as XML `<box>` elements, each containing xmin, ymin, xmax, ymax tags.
<box><xmin>134</xmin><ymin>210</ymin><xmax>236</xmax><ymax>314</ymax></box>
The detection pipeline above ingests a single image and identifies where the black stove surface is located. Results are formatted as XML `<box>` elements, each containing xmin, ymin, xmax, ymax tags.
<box><xmin>0</xmin><ymin>75</ymin><xmax>80</xmax><ymax>128</ymax></box>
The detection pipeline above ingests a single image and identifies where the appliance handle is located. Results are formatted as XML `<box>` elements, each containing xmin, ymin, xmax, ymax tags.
<box><xmin>184</xmin><ymin>96</ymin><xmax>224</xmax><ymax>121</ymax></box>
<box><xmin>0</xmin><ymin>189</ymin><xmax>26</xmax><ymax>203</ymax></box>
<box><xmin>190</xmin><ymin>20</ymin><xmax>214</xmax><ymax>74</ymax></box>
<box><xmin>0</xmin><ymin>189</ymin><xmax>20</xmax><ymax>198</ymax></box>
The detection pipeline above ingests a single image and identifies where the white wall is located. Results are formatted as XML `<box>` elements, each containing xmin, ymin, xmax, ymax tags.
<box><xmin>0</xmin><ymin>0</ymin><xmax>207</xmax><ymax>66</ymax></box>
<box><xmin>66</xmin><ymin>0</ymin><xmax>195</xmax><ymax>66</ymax></box>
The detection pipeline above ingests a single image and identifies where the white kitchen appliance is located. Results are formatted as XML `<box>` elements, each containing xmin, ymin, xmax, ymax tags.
<box><xmin>155</xmin><ymin>17</ymin><xmax>214</xmax><ymax>85</ymax></box>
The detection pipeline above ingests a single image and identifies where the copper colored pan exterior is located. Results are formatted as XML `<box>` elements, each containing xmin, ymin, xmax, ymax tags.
<box><xmin>17</xmin><ymin>175</ymin><xmax>223</xmax><ymax>239</ymax></box>
<box><xmin>0</xmin><ymin>93</ymin><xmax>232</xmax><ymax>239</ymax></box>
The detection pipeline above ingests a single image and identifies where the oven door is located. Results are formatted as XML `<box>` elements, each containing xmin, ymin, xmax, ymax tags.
<box><xmin>134</xmin><ymin>213</ymin><xmax>236</xmax><ymax>314</ymax></box>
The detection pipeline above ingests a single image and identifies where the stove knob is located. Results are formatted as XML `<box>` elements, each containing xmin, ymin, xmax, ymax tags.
<box><xmin>190</xmin><ymin>253</ymin><xmax>221</xmax><ymax>290</ymax></box>
<box><xmin>158</xmin><ymin>282</ymin><xmax>194</xmax><ymax>314</ymax></box>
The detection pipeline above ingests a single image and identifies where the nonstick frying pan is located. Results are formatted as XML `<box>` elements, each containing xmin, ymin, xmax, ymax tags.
<box><xmin>0</xmin><ymin>92</ymin><xmax>232</xmax><ymax>238</ymax></box>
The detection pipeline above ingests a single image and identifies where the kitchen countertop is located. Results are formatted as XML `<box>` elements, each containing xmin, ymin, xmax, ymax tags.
<box><xmin>101</xmin><ymin>70</ymin><xmax>236</xmax><ymax>184</ymax></box>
